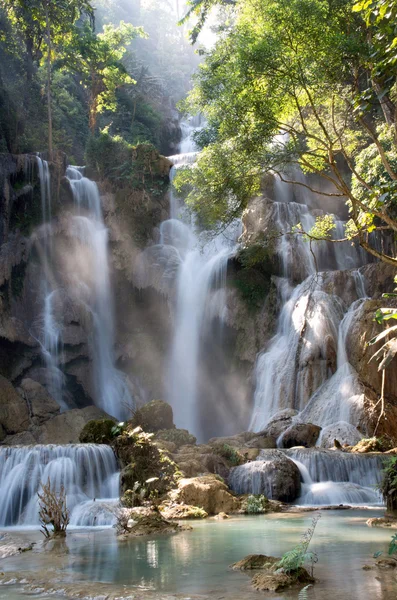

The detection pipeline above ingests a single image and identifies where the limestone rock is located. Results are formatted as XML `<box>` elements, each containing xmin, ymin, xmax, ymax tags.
<box><xmin>34</xmin><ymin>406</ymin><xmax>111</xmax><ymax>444</ymax></box>
<box><xmin>258</xmin><ymin>409</ymin><xmax>299</xmax><ymax>440</ymax></box>
<box><xmin>231</xmin><ymin>555</ymin><xmax>278</xmax><ymax>571</ymax></box>
<box><xmin>160</xmin><ymin>503</ymin><xmax>208</xmax><ymax>520</ymax></box>
<box><xmin>280</xmin><ymin>423</ymin><xmax>322</xmax><ymax>448</ymax></box>
<box><xmin>131</xmin><ymin>399</ymin><xmax>174</xmax><ymax>432</ymax></box>
<box><xmin>0</xmin><ymin>375</ymin><xmax>29</xmax><ymax>434</ymax></box>
<box><xmin>319</xmin><ymin>422</ymin><xmax>363</xmax><ymax>448</ymax></box>
<box><xmin>172</xmin><ymin>474</ymin><xmax>240</xmax><ymax>515</ymax></box>
<box><xmin>17</xmin><ymin>378</ymin><xmax>60</xmax><ymax>424</ymax></box>
<box><xmin>228</xmin><ymin>450</ymin><xmax>301</xmax><ymax>502</ymax></box>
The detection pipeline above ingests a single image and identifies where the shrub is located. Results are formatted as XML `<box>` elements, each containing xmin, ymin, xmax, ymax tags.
<box><xmin>244</xmin><ymin>494</ymin><xmax>269</xmax><ymax>514</ymax></box>
<box><xmin>379</xmin><ymin>456</ymin><xmax>397</xmax><ymax>513</ymax></box>
<box><xmin>79</xmin><ymin>419</ymin><xmax>117</xmax><ymax>444</ymax></box>
<box><xmin>38</xmin><ymin>478</ymin><xmax>70</xmax><ymax>538</ymax></box>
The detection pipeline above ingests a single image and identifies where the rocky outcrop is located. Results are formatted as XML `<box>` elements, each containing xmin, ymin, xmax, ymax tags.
<box><xmin>17</xmin><ymin>378</ymin><xmax>60</xmax><ymax>425</ymax></box>
<box><xmin>280</xmin><ymin>422</ymin><xmax>322</xmax><ymax>448</ymax></box>
<box><xmin>258</xmin><ymin>409</ymin><xmax>299</xmax><ymax>440</ymax></box>
<box><xmin>170</xmin><ymin>474</ymin><xmax>240</xmax><ymax>515</ymax></box>
<box><xmin>228</xmin><ymin>450</ymin><xmax>301</xmax><ymax>502</ymax></box>
<box><xmin>319</xmin><ymin>422</ymin><xmax>363</xmax><ymax>448</ymax></box>
<box><xmin>0</xmin><ymin>374</ymin><xmax>29</xmax><ymax>437</ymax></box>
<box><xmin>130</xmin><ymin>399</ymin><xmax>174</xmax><ymax>432</ymax></box>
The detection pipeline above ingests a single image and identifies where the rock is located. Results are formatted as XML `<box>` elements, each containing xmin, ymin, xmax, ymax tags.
<box><xmin>79</xmin><ymin>418</ymin><xmax>117</xmax><ymax>444</ymax></box>
<box><xmin>280</xmin><ymin>423</ymin><xmax>322</xmax><ymax>448</ymax></box>
<box><xmin>213</xmin><ymin>512</ymin><xmax>229</xmax><ymax>520</ymax></box>
<box><xmin>319</xmin><ymin>422</ymin><xmax>363</xmax><ymax>448</ymax></box>
<box><xmin>171</xmin><ymin>474</ymin><xmax>240</xmax><ymax>515</ymax></box>
<box><xmin>231</xmin><ymin>555</ymin><xmax>279</xmax><ymax>570</ymax></box>
<box><xmin>258</xmin><ymin>409</ymin><xmax>299</xmax><ymax>440</ymax></box>
<box><xmin>0</xmin><ymin>375</ymin><xmax>29</xmax><ymax>434</ymax></box>
<box><xmin>208</xmin><ymin>432</ymin><xmax>259</xmax><ymax>447</ymax></box>
<box><xmin>155</xmin><ymin>428</ymin><xmax>196</xmax><ymax>448</ymax></box>
<box><xmin>34</xmin><ymin>406</ymin><xmax>111</xmax><ymax>444</ymax></box>
<box><xmin>0</xmin><ymin>533</ymin><xmax>34</xmax><ymax>558</ymax></box>
<box><xmin>376</xmin><ymin>558</ymin><xmax>397</xmax><ymax>569</ymax></box>
<box><xmin>367</xmin><ymin>517</ymin><xmax>397</xmax><ymax>529</ymax></box>
<box><xmin>17</xmin><ymin>378</ymin><xmax>60</xmax><ymax>424</ymax></box>
<box><xmin>228</xmin><ymin>450</ymin><xmax>301</xmax><ymax>502</ymax></box>
<box><xmin>244</xmin><ymin>435</ymin><xmax>277</xmax><ymax>449</ymax></box>
<box><xmin>252</xmin><ymin>568</ymin><xmax>314</xmax><ymax>592</ymax></box>
<box><xmin>131</xmin><ymin>399</ymin><xmax>174</xmax><ymax>432</ymax></box>
<box><xmin>160</xmin><ymin>504</ymin><xmax>208</xmax><ymax>520</ymax></box>
<box><xmin>122</xmin><ymin>511</ymin><xmax>190</xmax><ymax>537</ymax></box>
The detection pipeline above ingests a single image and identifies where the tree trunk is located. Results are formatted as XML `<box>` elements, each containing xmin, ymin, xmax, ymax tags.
<box><xmin>45</xmin><ymin>3</ymin><xmax>53</xmax><ymax>161</ymax></box>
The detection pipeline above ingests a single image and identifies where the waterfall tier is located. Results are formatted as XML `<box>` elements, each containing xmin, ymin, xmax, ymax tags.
<box><xmin>228</xmin><ymin>448</ymin><xmax>383</xmax><ymax>506</ymax></box>
<box><xmin>0</xmin><ymin>444</ymin><xmax>119</xmax><ymax>527</ymax></box>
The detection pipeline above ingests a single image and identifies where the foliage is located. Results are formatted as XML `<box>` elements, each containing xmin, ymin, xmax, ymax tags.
<box><xmin>244</xmin><ymin>494</ymin><xmax>269</xmax><ymax>514</ymax></box>
<box><xmin>212</xmin><ymin>443</ymin><xmax>244</xmax><ymax>465</ymax></box>
<box><xmin>379</xmin><ymin>456</ymin><xmax>397</xmax><ymax>512</ymax></box>
<box><xmin>79</xmin><ymin>418</ymin><xmax>118</xmax><ymax>444</ymax></box>
<box><xmin>277</xmin><ymin>513</ymin><xmax>321</xmax><ymax>577</ymax></box>
<box><xmin>179</xmin><ymin>0</ymin><xmax>397</xmax><ymax>266</ymax></box>
<box><xmin>231</xmin><ymin>242</ymin><xmax>274</xmax><ymax>311</ymax></box>
<box><xmin>38</xmin><ymin>478</ymin><xmax>70</xmax><ymax>538</ymax></box>
<box><xmin>114</xmin><ymin>425</ymin><xmax>179</xmax><ymax>501</ymax></box>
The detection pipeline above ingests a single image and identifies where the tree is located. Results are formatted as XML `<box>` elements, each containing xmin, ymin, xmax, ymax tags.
<box><xmin>60</xmin><ymin>20</ymin><xmax>146</xmax><ymax>132</ymax></box>
<box><xmin>176</xmin><ymin>0</ymin><xmax>397</xmax><ymax>266</ymax></box>
<box><xmin>1</xmin><ymin>0</ymin><xmax>94</xmax><ymax>156</ymax></box>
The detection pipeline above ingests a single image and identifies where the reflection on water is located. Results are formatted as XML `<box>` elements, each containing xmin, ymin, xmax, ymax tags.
<box><xmin>1</xmin><ymin>511</ymin><xmax>396</xmax><ymax>600</ymax></box>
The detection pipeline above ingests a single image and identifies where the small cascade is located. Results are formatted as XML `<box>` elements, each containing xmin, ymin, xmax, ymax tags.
<box><xmin>163</xmin><ymin>122</ymin><xmax>240</xmax><ymax>440</ymax></box>
<box><xmin>65</xmin><ymin>167</ymin><xmax>134</xmax><ymax>420</ymax></box>
<box><xmin>36</xmin><ymin>157</ymin><xmax>67</xmax><ymax>410</ymax></box>
<box><xmin>286</xmin><ymin>448</ymin><xmax>383</xmax><ymax>505</ymax></box>
<box><xmin>0</xmin><ymin>445</ymin><xmax>119</xmax><ymax>527</ymax></box>
<box><xmin>228</xmin><ymin>448</ymin><xmax>383</xmax><ymax>506</ymax></box>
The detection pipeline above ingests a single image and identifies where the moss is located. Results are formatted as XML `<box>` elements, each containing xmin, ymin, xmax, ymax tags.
<box><xmin>230</xmin><ymin>242</ymin><xmax>275</xmax><ymax>312</ymax></box>
<box><xmin>79</xmin><ymin>419</ymin><xmax>117</xmax><ymax>444</ymax></box>
<box><xmin>130</xmin><ymin>400</ymin><xmax>174</xmax><ymax>433</ymax></box>
<box><xmin>155</xmin><ymin>428</ymin><xmax>196</xmax><ymax>448</ymax></box>
<box><xmin>242</xmin><ymin>494</ymin><xmax>270</xmax><ymax>514</ymax></box>
<box><xmin>212</xmin><ymin>443</ymin><xmax>244</xmax><ymax>466</ymax></box>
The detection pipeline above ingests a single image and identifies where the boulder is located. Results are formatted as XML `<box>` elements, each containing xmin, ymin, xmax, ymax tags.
<box><xmin>34</xmin><ymin>406</ymin><xmax>111</xmax><ymax>444</ymax></box>
<box><xmin>171</xmin><ymin>474</ymin><xmax>240</xmax><ymax>515</ymax></box>
<box><xmin>228</xmin><ymin>450</ymin><xmax>301</xmax><ymax>502</ymax></box>
<box><xmin>0</xmin><ymin>375</ymin><xmax>29</xmax><ymax>434</ymax></box>
<box><xmin>131</xmin><ymin>399</ymin><xmax>174</xmax><ymax>432</ymax></box>
<box><xmin>17</xmin><ymin>378</ymin><xmax>60</xmax><ymax>424</ymax></box>
<box><xmin>258</xmin><ymin>409</ymin><xmax>299</xmax><ymax>440</ymax></box>
<box><xmin>160</xmin><ymin>504</ymin><xmax>208</xmax><ymax>520</ymax></box>
<box><xmin>280</xmin><ymin>423</ymin><xmax>322</xmax><ymax>448</ymax></box>
<box><xmin>319</xmin><ymin>422</ymin><xmax>363</xmax><ymax>448</ymax></box>
<box><xmin>155</xmin><ymin>428</ymin><xmax>196</xmax><ymax>448</ymax></box>
<box><xmin>79</xmin><ymin>418</ymin><xmax>117</xmax><ymax>444</ymax></box>
<box><xmin>231</xmin><ymin>555</ymin><xmax>279</xmax><ymax>571</ymax></box>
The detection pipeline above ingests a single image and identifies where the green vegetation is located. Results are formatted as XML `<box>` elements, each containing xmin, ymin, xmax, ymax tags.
<box><xmin>244</xmin><ymin>494</ymin><xmax>269</xmax><ymax>514</ymax></box>
<box><xmin>212</xmin><ymin>443</ymin><xmax>244</xmax><ymax>466</ymax></box>
<box><xmin>79</xmin><ymin>418</ymin><xmax>117</xmax><ymax>444</ymax></box>
<box><xmin>276</xmin><ymin>513</ymin><xmax>321</xmax><ymax>577</ymax></box>
<box><xmin>231</xmin><ymin>242</ymin><xmax>275</xmax><ymax>311</ymax></box>
<box><xmin>379</xmin><ymin>456</ymin><xmax>397</xmax><ymax>513</ymax></box>
<box><xmin>177</xmin><ymin>0</ymin><xmax>397</xmax><ymax>266</ymax></box>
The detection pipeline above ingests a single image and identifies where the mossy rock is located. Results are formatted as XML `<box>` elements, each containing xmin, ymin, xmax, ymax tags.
<box><xmin>160</xmin><ymin>504</ymin><xmax>208</xmax><ymax>519</ymax></box>
<box><xmin>79</xmin><ymin>419</ymin><xmax>116</xmax><ymax>444</ymax></box>
<box><xmin>211</xmin><ymin>443</ymin><xmax>244</xmax><ymax>466</ymax></box>
<box><xmin>155</xmin><ymin>428</ymin><xmax>196</xmax><ymax>448</ymax></box>
<box><xmin>130</xmin><ymin>400</ymin><xmax>174</xmax><ymax>433</ymax></box>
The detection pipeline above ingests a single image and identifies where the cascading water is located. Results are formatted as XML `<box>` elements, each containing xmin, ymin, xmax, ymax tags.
<box><xmin>228</xmin><ymin>448</ymin><xmax>383</xmax><ymax>506</ymax></box>
<box><xmin>163</xmin><ymin>122</ymin><xmax>240</xmax><ymax>440</ymax></box>
<box><xmin>65</xmin><ymin>167</ymin><xmax>134</xmax><ymax>420</ymax></box>
<box><xmin>0</xmin><ymin>445</ymin><xmax>119</xmax><ymax>527</ymax></box>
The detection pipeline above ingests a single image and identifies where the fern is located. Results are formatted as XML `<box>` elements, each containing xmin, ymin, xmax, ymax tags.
<box><xmin>298</xmin><ymin>584</ymin><xmax>313</xmax><ymax>600</ymax></box>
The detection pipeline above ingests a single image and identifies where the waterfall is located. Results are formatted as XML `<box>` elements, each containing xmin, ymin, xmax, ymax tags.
<box><xmin>164</xmin><ymin>123</ymin><xmax>239</xmax><ymax>440</ymax></box>
<box><xmin>65</xmin><ymin>167</ymin><xmax>134</xmax><ymax>420</ymax></box>
<box><xmin>0</xmin><ymin>445</ymin><xmax>119</xmax><ymax>527</ymax></box>
<box><xmin>36</xmin><ymin>157</ymin><xmax>67</xmax><ymax>410</ymax></box>
<box><xmin>228</xmin><ymin>448</ymin><xmax>383</xmax><ymax>506</ymax></box>
<box><xmin>250</xmin><ymin>173</ymin><xmax>372</xmax><ymax>434</ymax></box>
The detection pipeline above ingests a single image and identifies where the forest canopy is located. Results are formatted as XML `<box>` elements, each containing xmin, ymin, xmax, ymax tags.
<box><xmin>176</xmin><ymin>0</ymin><xmax>397</xmax><ymax>266</ymax></box>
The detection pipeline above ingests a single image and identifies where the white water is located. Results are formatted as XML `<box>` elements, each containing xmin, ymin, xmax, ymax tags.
<box><xmin>0</xmin><ymin>445</ymin><xmax>119</xmax><ymax>527</ymax></box>
<box><xmin>65</xmin><ymin>167</ymin><xmax>134</xmax><ymax>420</ymax></box>
<box><xmin>164</xmin><ymin>123</ymin><xmax>240</xmax><ymax>440</ymax></box>
<box><xmin>228</xmin><ymin>448</ymin><xmax>382</xmax><ymax>506</ymax></box>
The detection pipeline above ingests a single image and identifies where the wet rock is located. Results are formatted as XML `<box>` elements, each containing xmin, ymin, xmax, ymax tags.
<box><xmin>257</xmin><ymin>409</ymin><xmax>299</xmax><ymax>439</ymax></box>
<box><xmin>319</xmin><ymin>422</ymin><xmax>363</xmax><ymax>448</ymax></box>
<box><xmin>252</xmin><ymin>568</ymin><xmax>314</xmax><ymax>591</ymax></box>
<box><xmin>0</xmin><ymin>374</ymin><xmax>29</xmax><ymax>434</ymax></box>
<box><xmin>231</xmin><ymin>555</ymin><xmax>278</xmax><ymax>570</ymax></box>
<box><xmin>229</xmin><ymin>450</ymin><xmax>301</xmax><ymax>502</ymax></box>
<box><xmin>121</xmin><ymin>510</ymin><xmax>191</xmax><ymax>537</ymax></box>
<box><xmin>17</xmin><ymin>378</ymin><xmax>60</xmax><ymax>424</ymax></box>
<box><xmin>280</xmin><ymin>423</ymin><xmax>322</xmax><ymax>448</ymax></box>
<box><xmin>367</xmin><ymin>517</ymin><xmax>397</xmax><ymax>528</ymax></box>
<box><xmin>171</xmin><ymin>474</ymin><xmax>240</xmax><ymax>515</ymax></box>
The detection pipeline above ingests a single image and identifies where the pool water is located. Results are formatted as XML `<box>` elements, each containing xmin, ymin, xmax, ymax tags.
<box><xmin>1</xmin><ymin>510</ymin><xmax>396</xmax><ymax>599</ymax></box>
